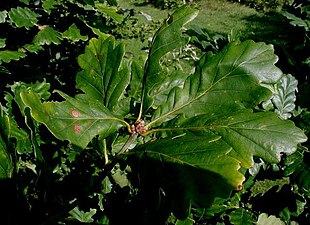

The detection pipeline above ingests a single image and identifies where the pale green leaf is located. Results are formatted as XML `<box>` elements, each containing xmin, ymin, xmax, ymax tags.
<box><xmin>20</xmin><ymin>89</ymin><xmax>126</xmax><ymax>149</ymax></box>
<box><xmin>76</xmin><ymin>37</ymin><xmax>130</xmax><ymax>115</ymax></box>
<box><xmin>62</xmin><ymin>23</ymin><xmax>88</xmax><ymax>42</ymax></box>
<box><xmin>0</xmin><ymin>10</ymin><xmax>7</xmax><ymax>23</ymax></box>
<box><xmin>250</xmin><ymin>177</ymin><xmax>290</xmax><ymax>197</ymax></box>
<box><xmin>8</xmin><ymin>7</ymin><xmax>40</xmax><ymax>29</ymax></box>
<box><xmin>0</xmin><ymin>50</ymin><xmax>26</xmax><ymax>64</ymax></box>
<box><xmin>272</xmin><ymin>74</ymin><xmax>298</xmax><ymax>119</ymax></box>
<box><xmin>229</xmin><ymin>208</ymin><xmax>254</xmax><ymax>225</ymax></box>
<box><xmin>257</xmin><ymin>213</ymin><xmax>285</xmax><ymax>225</ymax></box>
<box><xmin>143</xmin><ymin>6</ymin><xmax>198</xmax><ymax>109</ymax></box>
<box><xmin>127</xmin><ymin>134</ymin><xmax>245</xmax><ymax>219</ymax></box>
<box><xmin>33</xmin><ymin>26</ymin><xmax>62</xmax><ymax>45</ymax></box>
<box><xmin>69</xmin><ymin>206</ymin><xmax>97</xmax><ymax>223</ymax></box>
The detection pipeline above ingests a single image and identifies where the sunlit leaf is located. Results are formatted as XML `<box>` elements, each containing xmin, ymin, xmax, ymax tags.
<box><xmin>148</xmin><ymin>40</ymin><xmax>283</xmax><ymax>128</ymax></box>
<box><xmin>21</xmin><ymin>89</ymin><xmax>126</xmax><ymax>149</ymax></box>
<box><xmin>250</xmin><ymin>177</ymin><xmax>290</xmax><ymax>197</ymax></box>
<box><xmin>69</xmin><ymin>206</ymin><xmax>97</xmax><ymax>223</ymax></box>
<box><xmin>0</xmin><ymin>50</ymin><xmax>26</xmax><ymax>64</ymax></box>
<box><xmin>95</xmin><ymin>4</ymin><xmax>124</xmax><ymax>23</ymax></box>
<box><xmin>22</xmin><ymin>43</ymin><xmax>43</xmax><ymax>53</ymax></box>
<box><xmin>62</xmin><ymin>23</ymin><xmax>88</xmax><ymax>42</ymax></box>
<box><xmin>205</xmin><ymin>111</ymin><xmax>307</xmax><ymax>167</ymax></box>
<box><xmin>143</xmin><ymin>6</ymin><xmax>198</xmax><ymax>109</ymax></box>
<box><xmin>8</xmin><ymin>7</ymin><xmax>40</xmax><ymax>29</ymax></box>
<box><xmin>33</xmin><ymin>26</ymin><xmax>62</xmax><ymax>45</ymax></box>
<box><xmin>257</xmin><ymin>213</ymin><xmax>285</xmax><ymax>225</ymax></box>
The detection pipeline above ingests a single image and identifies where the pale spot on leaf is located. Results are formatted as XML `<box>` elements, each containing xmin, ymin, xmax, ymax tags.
<box><xmin>71</xmin><ymin>109</ymin><xmax>80</xmax><ymax>118</ymax></box>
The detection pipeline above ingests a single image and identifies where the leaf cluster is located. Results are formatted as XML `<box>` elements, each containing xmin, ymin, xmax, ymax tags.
<box><xmin>0</xmin><ymin>3</ymin><xmax>309</xmax><ymax>225</ymax></box>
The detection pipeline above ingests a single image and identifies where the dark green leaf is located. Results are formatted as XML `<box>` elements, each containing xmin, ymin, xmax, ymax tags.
<box><xmin>127</xmin><ymin>134</ymin><xmax>245</xmax><ymax>219</ymax></box>
<box><xmin>77</xmin><ymin>37</ymin><xmax>130</xmax><ymax>115</ymax></box>
<box><xmin>33</xmin><ymin>26</ymin><xmax>62</xmax><ymax>45</ymax></box>
<box><xmin>0</xmin><ymin>105</ymin><xmax>15</xmax><ymax>178</ymax></box>
<box><xmin>143</xmin><ymin>6</ymin><xmax>198</xmax><ymax>109</ymax></box>
<box><xmin>42</xmin><ymin>0</ymin><xmax>61</xmax><ymax>13</ymax></box>
<box><xmin>229</xmin><ymin>208</ymin><xmax>254</xmax><ymax>225</ymax></box>
<box><xmin>0</xmin><ymin>136</ymin><xmax>13</xmax><ymax>179</ymax></box>
<box><xmin>282</xmin><ymin>11</ymin><xmax>309</xmax><ymax>31</ymax></box>
<box><xmin>20</xmin><ymin>89</ymin><xmax>126</xmax><ymax>149</ymax></box>
<box><xmin>8</xmin><ymin>7</ymin><xmax>40</xmax><ymax>29</ymax></box>
<box><xmin>148</xmin><ymin>41</ymin><xmax>283</xmax><ymax>128</ymax></box>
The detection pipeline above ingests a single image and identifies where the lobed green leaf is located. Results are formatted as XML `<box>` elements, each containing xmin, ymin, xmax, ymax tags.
<box><xmin>126</xmin><ymin>134</ymin><xmax>245</xmax><ymax>218</ymax></box>
<box><xmin>0</xmin><ymin>50</ymin><xmax>26</xmax><ymax>64</ymax></box>
<box><xmin>21</xmin><ymin>89</ymin><xmax>126</xmax><ymax>149</ymax></box>
<box><xmin>143</xmin><ymin>6</ymin><xmax>198</xmax><ymax>109</ymax></box>
<box><xmin>33</xmin><ymin>26</ymin><xmax>62</xmax><ymax>45</ymax></box>
<box><xmin>77</xmin><ymin>37</ymin><xmax>130</xmax><ymax>115</ymax></box>
<box><xmin>62</xmin><ymin>23</ymin><xmax>88</xmax><ymax>42</ymax></box>
<box><xmin>272</xmin><ymin>74</ymin><xmax>298</xmax><ymax>119</ymax></box>
<box><xmin>8</xmin><ymin>7</ymin><xmax>40</xmax><ymax>29</ymax></box>
<box><xmin>148</xmin><ymin>40</ymin><xmax>283</xmax><ymax>128</ymax></box>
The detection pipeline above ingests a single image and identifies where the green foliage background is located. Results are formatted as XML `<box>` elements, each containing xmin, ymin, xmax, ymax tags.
<box><xmin>0</xmin><ymin>0</ymin><xmax>309</xmax><ymax>225</ymax></box>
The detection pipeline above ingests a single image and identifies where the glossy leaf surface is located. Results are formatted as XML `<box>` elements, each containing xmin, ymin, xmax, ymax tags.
<box><xmin>272</xmin><ymin>74</ymin><xmax>298</xmax><ymax>119</ymax></box>
<box><xmin>127</xmin><ymin>134</ymin><xmax>244</xmax><ymax>218</ymax></box>
<box><xmin>77</xmin><ymin>37</ymin><xmax>130</xmax><ymax>115</ymax></box>
<box><xmin>148</xmin><ymin>40</ymin><xmax>283</xmax><ymax>128</ymax></box>
<box><xmin>143</xmin><ymin>6</ymin><xmax>198</xmax><ymax>109</ymax></box>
